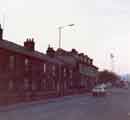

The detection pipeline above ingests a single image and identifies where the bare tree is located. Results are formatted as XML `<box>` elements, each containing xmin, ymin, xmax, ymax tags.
<box><xmin>97</xmin><ymin>70</ymin><xmax>120</xmax><ymax>84</ymax></box>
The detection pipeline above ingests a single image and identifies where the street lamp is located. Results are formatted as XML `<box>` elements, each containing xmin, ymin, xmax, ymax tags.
<box><xmin>58</xmin><ymin>24</ymin><xmax>74</xmax><ymax>48</ymax></box>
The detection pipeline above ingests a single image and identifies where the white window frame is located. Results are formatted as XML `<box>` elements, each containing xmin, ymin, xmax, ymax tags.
<box><xmin>43</xmin><ymin>63</ymin><xmax>46</xmax><ymax>72</ymax></box>
<box><xmin>63</xmin><ymin>68</ymin><xmax>67</xmax><ymax>77</ymax></box>
<box><xmin>25</xmin><ymin>58</ymin><xmax>29</xmax><ymax>65</ymax></box>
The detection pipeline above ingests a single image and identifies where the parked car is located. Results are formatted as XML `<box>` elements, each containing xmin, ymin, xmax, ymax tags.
<box><xmin>105</xmin><ymin>82</ymin><xmax>112</xmax><ymax>88</ymax></box>
<box><xmin>92</xmin><ymin>84</ymin><xmax>106</xmax><ymax>96</ymax></box>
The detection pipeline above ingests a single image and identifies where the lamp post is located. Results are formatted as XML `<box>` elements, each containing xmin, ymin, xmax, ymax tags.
<box><xmin>58</xmin><ymin>24</ymin><xmax>74</xmax><ymax>48</ymax></box>
<box><xmin>110</xmin><ymin>53</ymin><xmax>114</xmax><ymax>72</ymax></box>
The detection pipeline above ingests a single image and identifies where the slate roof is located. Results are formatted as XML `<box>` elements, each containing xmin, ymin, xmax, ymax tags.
<box><xmin>56</xmin><ymin>55</ymin><xmax>77</xmax><ymax>67</ymax></box>
<box><xmin>0</xmin><ymin>39</ymin><xmax>63</xmax><ymax>65</ymax></box>
<box><xmin>55</xmin><ymin>48</ymin><xmax>98</xmax><ymax>69</ymax></box>
<box><xmin>55</xmin><ymin>48</ymin><xmax>78</xmax><ymax>67</ymax></box>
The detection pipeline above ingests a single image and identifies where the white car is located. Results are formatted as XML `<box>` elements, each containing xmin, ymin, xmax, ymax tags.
<box><xmin>92</xmin><ymin>85</ymin><xmax>106</xmax><ymax>96</ymax></box>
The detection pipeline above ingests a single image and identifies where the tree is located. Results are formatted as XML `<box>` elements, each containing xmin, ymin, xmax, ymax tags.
<box><xmin>97</xmin><ymin>70</ymin><xmax>120</xmax><ymax>84</ymax></box>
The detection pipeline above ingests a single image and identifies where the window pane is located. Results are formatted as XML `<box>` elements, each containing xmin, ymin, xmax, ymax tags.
<box><xmin>70</xmin><ymin>70</ymin><xmax>73</xmax><ymax>78</ymax></box>
<box><xmin>25</xmin><ymin>58</ymin><xmax>29</xmax><ymax>71</ymax></box>
<box><xmin>24</xmin><ymin>78</ymin><xmax>29</xmax><ymax>90</ymax></box>
<box><xmin>8</xmin><ymin>80</ymin><xmax>13</xmax><ymax>90</ymax></box>
<box><xmin>9</xmin><ymin>56</ymin><xmax>15</xmax><ymax>69</ymax></box>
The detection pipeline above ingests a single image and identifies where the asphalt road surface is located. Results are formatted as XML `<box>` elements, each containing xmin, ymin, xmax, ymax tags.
<box><xmin>0</xmin><ymin>87</ymin><xmax>130</xmax><ymax>120</ymax></box>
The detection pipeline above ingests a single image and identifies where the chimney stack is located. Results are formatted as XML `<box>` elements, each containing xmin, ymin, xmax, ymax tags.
<box><xmin>24</xmin><ymin>38</ymin><xmax>35</xmax><ymax>51</ymax></box>
<box><xmin>0</xmin><ymin>24</ymin><xmax>3</xmax><ymax>40</ymax></box>
<box><xmin>46</xmin><ymin>45</ymin><xmax>55</xmax><ymax>57</ymax></box>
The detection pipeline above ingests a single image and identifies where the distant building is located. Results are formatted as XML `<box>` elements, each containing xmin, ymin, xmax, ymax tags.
<box><xmin>121</xmin><ymin>74</ymin><xmax>130</xmax><ymax>82</ymax></box>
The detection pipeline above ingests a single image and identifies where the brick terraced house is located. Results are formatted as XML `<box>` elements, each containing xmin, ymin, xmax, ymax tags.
<box><xmin>55</xmin><ymin>48</ymin><xmax>98</xmax><ymax>92</ymax></box>
<box><xmin>0</xmin><ymin>25</ymin><xmax>98</xmax><ymax>106</ymax></box>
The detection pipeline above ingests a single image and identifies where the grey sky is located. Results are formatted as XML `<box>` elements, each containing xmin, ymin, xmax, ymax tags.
<box><xmin>0</xmin><ymin>0</ymin><xmax>130</xmax><ymax>74</ymax></box>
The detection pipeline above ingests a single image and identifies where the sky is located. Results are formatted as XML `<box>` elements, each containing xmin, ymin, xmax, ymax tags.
<box><xmin>0</xmin><ymin>0</ymin><xmax>130</xmax><ymax>74</ymax></box>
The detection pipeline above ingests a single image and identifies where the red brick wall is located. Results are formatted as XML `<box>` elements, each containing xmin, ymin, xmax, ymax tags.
<box><xmin>0</xmin><ymin>47</ymin><xmax>97</xmax><ymax>106</ymax></box>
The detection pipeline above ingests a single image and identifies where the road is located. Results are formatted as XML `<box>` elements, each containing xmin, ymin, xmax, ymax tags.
<box><xmin>0</xmin><ymin>87</ymin><xmax>130</xmax><ymax>120</ymax></box>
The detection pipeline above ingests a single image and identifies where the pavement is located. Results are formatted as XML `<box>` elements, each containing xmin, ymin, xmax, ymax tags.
<box><xmin>0</xmin><ymin>87</ymin><xmax>130</xmax><ymax>120</ymax></box>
